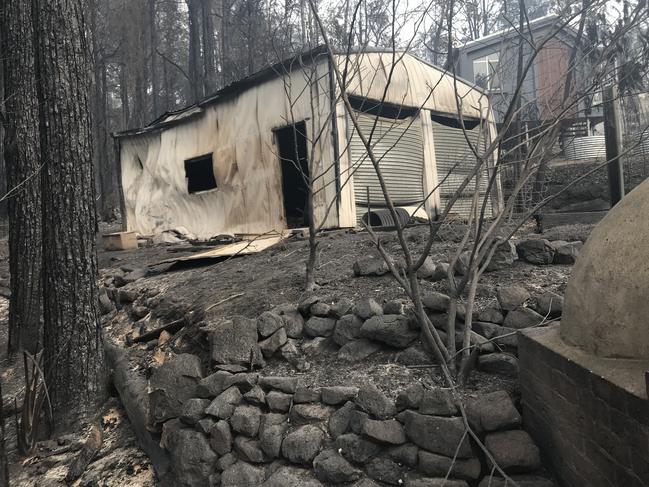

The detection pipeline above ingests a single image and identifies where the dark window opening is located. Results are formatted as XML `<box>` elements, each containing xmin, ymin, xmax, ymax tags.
<box><xmin>431</xmin><ymin>112</ymin><xmax>482</xmax><ymax>130</ymax></box>
<box><xmin>349</xmin><ymin>95</ymin><xmax>418</xmax><ymax>119</ymax></box>
<box><xmin>184</xmin><ymin>154</ymin><xmax>217</xmax><ymax>194</ymax></box>
<box><xmin>275</xmin><ymin>122</ymin><xmax>309</xmax><ymax>229</ymax></box>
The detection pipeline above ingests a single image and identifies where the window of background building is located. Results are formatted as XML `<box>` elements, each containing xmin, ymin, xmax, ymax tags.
<box><xmin>473</xmin><ymin>53</ymin><xmax>501</xmax><ymax>91</ymax></box>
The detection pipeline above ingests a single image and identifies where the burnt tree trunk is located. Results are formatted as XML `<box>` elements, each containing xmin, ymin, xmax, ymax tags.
<box><xmin>32</xmin><ymin>0</ymin><xmax>106</xmax><ymax>426</ymax></box>
<box><xmin>99</xmin><ymin>65</ymin><xmax>119</xmax><ymax>220</ymax></box>
<box><xmin>187</xmin><ymin>0</ymin><xmax>204</xmax><ymax>101</ymax></box>
<box><xmin>0</xmin><ymin>380</ymin><xmax>7</xmax><ymax>487</ymax></box>
<box><xmin>0</xmin><ymin>62</ymin><xmax>6</xmax><ymax>220</ymax></box>
<box><xmin>119</xmin><ymin>64</ymin><xmax>130</xmax><ymax>129</ymax></box>
<box><xmin>149</xmin><ymin>0</ymin><xmax>160</xmax><ymax>118</ymax></box>
<box><xmin>220</xmin><ymin>0</ymin><xmax>231</xmax><ymax>86</ymax></box>
<box><xmin>90</xmin><ymin>1</ymin><xmax>115</xmax><ymax>221</ymax></box>
<box><xmin>133</xmin><ymin>68</ymin><xmax>146</xmax><ymax>128</ymax></box>
<box><xmin>201</xmin><ymin>0</ymin><xmax>217</xmax><ymax>94</ymax></box>
<box><xmin>162</xmin><ymin>58</ymin><xmax>172</xmax><ymax>112</ymax></box>
<box><xmin>1</xmin><ymin>0</ymin><xmax>43</xmax><ymax>354</ymax></box>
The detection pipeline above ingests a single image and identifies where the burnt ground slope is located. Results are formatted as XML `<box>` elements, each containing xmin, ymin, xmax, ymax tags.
<box><xmin>0</xmin><ymin>219</ymin><xmax>592</xmax><ymax>485</ymax></box>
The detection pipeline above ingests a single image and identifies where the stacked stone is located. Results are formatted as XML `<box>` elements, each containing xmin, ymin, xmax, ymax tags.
<box><xmin>515</xmin><ymin>238</ymin><xmax>583</xmax><ymax>265</ymax></box>
<box><xmin>218</xmin><ymin>286</ymin><xmax>568</xmax><ymax>382</ymax></box>
<box><xmin>98</xmin><ymin>266</ymin><xmax>151</xmax><ymax>316</ymax></box>
<box><xmin>352</xmin><ymin>237</ymin><xmax>583</xmax><ymax>287</ymax></box>
<box><xmin>221</xmin><ymin>295</ymin><xmax>424</xmax><ymax>368</ymax></box>
<box><xmin>422</xmin><ymin>285</ymin><xmax>565</xmax><ymax>379</ymax></box>
<box><xmin>149</xmin><ymin>354</ymin><xmax>555</xmax><ymax>487</ymax></box>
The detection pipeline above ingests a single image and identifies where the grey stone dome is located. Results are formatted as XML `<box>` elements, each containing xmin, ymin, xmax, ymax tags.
<box><xmin>561</xmin><ymin>177</ymin><xmax>649</xmax><ymax>359</ymax></box>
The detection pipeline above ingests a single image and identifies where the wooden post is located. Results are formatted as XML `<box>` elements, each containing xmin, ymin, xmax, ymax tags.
<box><xmin>603</xmin><ymin>85</ymin><xmax>625</xmax><ymax>206</ymax></box>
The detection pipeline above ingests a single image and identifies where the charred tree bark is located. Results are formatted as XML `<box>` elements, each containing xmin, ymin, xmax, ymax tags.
<box><xmin>149</xmin><ymin>0</ymin><xmax>160</xmax><ymax>118</ymax></box>
<box><xmin>32</xmin><ymin>0</ymin><xmax>106</xmax><ymax>426</ymax></box>
<box><xmin>201</xmin><ymin>0</ymin><xmax>217</xmax><ymax>94</ymax></box>
<box><xmin>0</xmin><ymin>64</ymin><xmax>6</xmax><ymax>220</ymax></box>
<box><xmin>220</xmin><ymin>0</ymin><xmax>230</xmax><ymax>86</ymax></box>
<box><xmin>134</xmin><ymin>68</ymin><xmax>146</xmax><ymax>128</ymax></box>
<box><xmin>1</xmin><ymin>0</ymin><xmax>43</xmax><ymax>355</ymax></box>
<box><xmin>99</xmin><ymin>63</ymin><xmax>118</xmax><ymax>219</ymax></box>
<box><xmin>162</xmin><ymin>58</ymin><xmax>172</xmax><ymax>112</ymax></box>
<box><xmin>119</xmin><ymin>64</ymin><xmax>131</xmax><ymax>129</ymax></box>
<box><xmin>90</xmin><ymin>1</ymin><xmax>115</xmax><ymax>221</ymax></box>
<box><xmin>187</xmin><ymin>0</ymin><xmax>204</xmax><ymax>102</ymax></box>
<box><xmin>0</xmin><ymin>381</ymin><xmax>7</xmax><ymax>487</ymax></box>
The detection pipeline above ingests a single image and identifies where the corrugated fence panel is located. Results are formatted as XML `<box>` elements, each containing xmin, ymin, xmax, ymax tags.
<box><xmin>432</xmin><ymin>121</ymin><xmax>492</xmax><ymax>219</ymax></box>
<box><xmin>627</xmin><ymin>132</ymin><xmax>649</xmax><ymax>159</ymax></box>
<box><xmin>350</xmin><ymin>112</ymin><xmax>425</xmax><ymax>222</ymax></box>
<box><xmin>563</xmin><ymin>136</ymin><xmax>606</xmax><ymax>160</ymax></box>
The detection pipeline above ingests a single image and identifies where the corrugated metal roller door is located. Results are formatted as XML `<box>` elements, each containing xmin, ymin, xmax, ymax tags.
<box><xmin>432</xmin><ymin>120</ymin><xmax>492</xmax><ymax>219</ymax></box>
<box><xmin>350</xmin><ymin>112</ymin><xmax>425</xmax><ymax>222</ymax></box>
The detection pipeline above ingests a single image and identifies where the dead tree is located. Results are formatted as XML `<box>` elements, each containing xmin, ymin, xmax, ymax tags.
<box><xmin>187</xmin><ymin>0</ymin><xmax>204</xmax><ymax>101</ymax></box>
<box><xmin>149</xmin><ymin>0</ymin><xmax>161</xmax><ymax>118</ymax></box>
<box><xmin>32</xmin><ymin>0</ymin><xmax>106</xmax><ymax>426</ymax></box>
<box><xmin>274</xmin><ymin>48</ymin><xmax>359</xmax><ymax>292</ymax></box>
<box><xmin>1</xmin><ymin>0</ymin><xmax>43</xmax><ymax>355</ymax></box>
<box><xmin>0</xmin><ymin>380</ymin><xmax>7</xmax><ymax>487</ymax></box>
<box><xmin>201</xmin><ymin>0</ymin><xmax>218</xmax><ymax>94</ymax></box>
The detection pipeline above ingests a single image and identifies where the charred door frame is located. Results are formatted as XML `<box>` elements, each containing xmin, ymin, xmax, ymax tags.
<box><xmin>274</xmin><ymin>121</ymin><xmax>310</xmax><ymax>229</ymax></box>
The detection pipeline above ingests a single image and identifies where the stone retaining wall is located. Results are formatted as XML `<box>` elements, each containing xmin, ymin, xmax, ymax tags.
<box><xmin>108</xmin><ymin>253</ymin><xmax>582</xmax><ymax>486</ymax></box>
<box><xmin>541</xmin><ymin>158</ymin><xmax>648</xmax><ymax>212</ymax></box>
<box><xmin>153</xmin><ymin>353</ymin><xmax>555</xmax><ymax>487</ymax></box>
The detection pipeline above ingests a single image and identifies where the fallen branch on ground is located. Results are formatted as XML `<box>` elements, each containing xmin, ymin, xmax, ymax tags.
<box><xmin>131</xmin><ymin>318</ymin><xmax>185</xmax><ymax>344</ymax></box>
<box><xmin>205</xmin><ymin>293</ymin><xmax>245</xmax><ymax>312</ymax></box>
<box><xmin>64</xmin><ymin>421</ymin><xmax>103</xmax><ymax>483</ymax></box>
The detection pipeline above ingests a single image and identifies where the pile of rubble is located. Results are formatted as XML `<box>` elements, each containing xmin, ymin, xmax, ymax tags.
<box><xmin>151</xmin><ymin>353</ymin><xmax>554</xmax><ymax>486</ymax></box>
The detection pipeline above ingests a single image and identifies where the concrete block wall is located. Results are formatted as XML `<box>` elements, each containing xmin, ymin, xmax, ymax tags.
<box><xmin>519</xmin><ymin>326</ymin><xmax>649</xmax><ymax>487</ymax></box>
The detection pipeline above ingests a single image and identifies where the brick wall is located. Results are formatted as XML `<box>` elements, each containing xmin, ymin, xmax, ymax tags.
<box><xmin>519</xmin><ymin>325</ymin><xmax>649</xmax><ymax>487</ymax></box>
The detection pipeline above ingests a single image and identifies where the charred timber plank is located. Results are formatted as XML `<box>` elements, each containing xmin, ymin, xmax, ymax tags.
<box><xmin>64</xmin><ymin>422</ymin><xmax>102</xmax><ymax>483</ymax></box>
<box><xmin>131</xmin><ymin>319</ymin><xmax>185</xmax><ymax>344</ymax></box>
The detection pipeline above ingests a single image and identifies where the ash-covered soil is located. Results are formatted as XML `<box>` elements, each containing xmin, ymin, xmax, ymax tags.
<box><xmin>100</xmin><ymin>221</ymin><xmax>587</xmax><ymax>400</ymax></box>
<box><xmin>100</xmin><ymin>222</ymin><xmax>582</xmax><ymax>330</ymax></box>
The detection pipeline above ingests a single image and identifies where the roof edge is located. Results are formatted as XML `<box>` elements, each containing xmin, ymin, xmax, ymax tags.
<box><xmin>459</xmin><ymin>14</ymin><xmax>577</xmax><ymax>52</ymax></box>
<box><xmin>113</xmin><ymin>45</ymin><xmax>487</xmax><ymax>139</ymax></box>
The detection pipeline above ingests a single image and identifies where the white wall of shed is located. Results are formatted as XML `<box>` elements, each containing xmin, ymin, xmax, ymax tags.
<box><xmin>120</xmin><ymin>60</ymin><xmax>350</xmax><ymax>239</ymax></box>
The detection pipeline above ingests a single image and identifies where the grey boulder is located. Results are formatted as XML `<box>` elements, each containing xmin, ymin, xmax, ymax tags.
<box><xmin>281</xmin><ymin>425</ymin><xmax>325</xmax><ymax>464</ymax></box>
<box><xmin>485</xmin><ymin>430</ymin><xmax>542</xmax><ymax>472</ymax></box>
<box><xmin>360</xmin><ymin>315</ymin><xmax>418</xmax><ymax>348</ymax></box>
<box><xmin>497</xmin><ymin>285</ymin><xmax>530</xmax><ymax>312</ymax></box>
<box><xmin>552</xmin><ymin>240</ymin><xmax>582</xmax><ymax>265</ymax></box>
<box><xmin>333</xmin><ymin>314</ymin><xmax>364</xmax><ymax>346</ymax></box>
<box><xmin>209</xmin><ymin>316</ymin><xmax>264</xmax><ymax>367</ymax></box>
<box><xmin>149</xmin><ymin>353</ymin><xmax>202</xmax><ymax>424</ymax></box>
<box><xmin>401</xmin><ymin>410</ymin><xmax>472</xmax><ymax>458</ymax></box>
<box><xmin>503</xmin><ymin>306</ymin><xmax>544</xmax><ymax>329</ymax></box>
<box><xmin>313</xmin><ymin>449</ymin><xmax>363</xmax><ymax>484</ymax></box>
<box><xmin>338</xmin><ymin>339</ymin><xmax>381</xmax><ymax>362</ymax></box>
<box><xmin>516</xmin><ymin>239</ymin><xmax>555</xmax><ymax>265</ymax></box>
